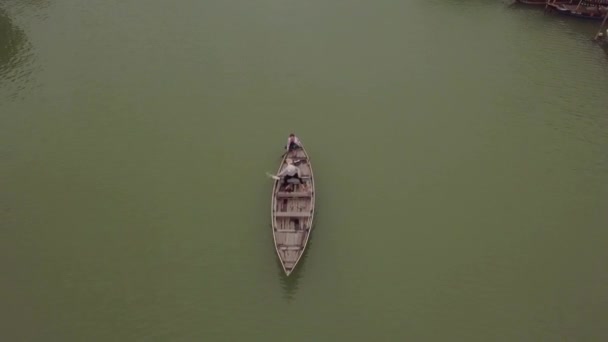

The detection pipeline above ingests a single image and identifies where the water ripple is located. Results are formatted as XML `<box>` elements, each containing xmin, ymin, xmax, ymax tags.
<box><xmin>0</xmin><ymin>7</ymin><xmax>36</xmax><ymax>101</ymax></box>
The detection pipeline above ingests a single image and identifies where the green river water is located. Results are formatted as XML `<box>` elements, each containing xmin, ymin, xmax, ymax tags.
<box><xmin>1</xmin><ymin>1</ymin><xmax>608</xmax><ymax>341</ymax></box>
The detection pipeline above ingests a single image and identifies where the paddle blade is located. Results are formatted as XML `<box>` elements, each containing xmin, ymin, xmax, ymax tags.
<box><xmin>266</xmin><ymin>172</ymin><xmax>280</xmax><ymax>180</ymax></box>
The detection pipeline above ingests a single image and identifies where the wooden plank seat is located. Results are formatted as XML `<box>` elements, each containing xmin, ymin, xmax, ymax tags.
<box><xmin>276</xmin><ymin>191</ymin><xmax>312</xmax><ymax>198</ymax></box>
<box><xmin>275</xmin><ymin>211</ymin><xmax>312</xmax><ymax>218</ymax></box>
<box><xmin>274</xmin><ymin>228</ymin><xmax>310</xmax><ymax>233</ymax></box>
<box><xmin>278</xmin><ymin>246</ymin><xmax>303</xmax><ymax>250</ymax></box>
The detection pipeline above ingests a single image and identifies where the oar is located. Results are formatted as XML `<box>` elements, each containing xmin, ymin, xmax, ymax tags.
<box><xmin>266</xmin><ymin>172</ymin><xmax>311</xmax><ymax>180</ymax></box>
<box><xmin>280</xmin><ymin>145</ymin><xmax>303</xmax><ymax>159</ymax></box>
<box><xmin>266</xmin><ymin>172</ymin><xmax>280</xmax><ymax>180</ymax></box>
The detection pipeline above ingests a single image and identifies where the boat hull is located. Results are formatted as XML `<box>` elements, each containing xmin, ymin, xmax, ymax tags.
<box><xmin>548</xmin><ymin>3</ymin><xmax>608</xmax><ymax>19</ymax></box>
<box><xmin>270</xmin><ymin>143</ymin><xmax>315</xmax><ymax>276</ymax></box>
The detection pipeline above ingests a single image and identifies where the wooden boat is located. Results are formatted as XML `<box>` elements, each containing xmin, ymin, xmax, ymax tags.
<box><xmin>516</xmin><ymin>0</ymin><xmax>575</xmax><ymax>6</ymax></box>
<box><xmin>516</xmin><ymin>0</ymin><xmax>551</xmax><ymax>5</ymax></box>
<box><xmin>547</xmin><ymin>0</ymin><xmax>608</xmax><ymax>19</ymax></box>
<box><xmin>270</xmin><ymin>143</ymin><xmax>315</xmax><ymax>276</ymax></box>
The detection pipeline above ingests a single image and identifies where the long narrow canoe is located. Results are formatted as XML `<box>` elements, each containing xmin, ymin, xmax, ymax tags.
<box><xmin>270</xmin><ymin>142</ymin><xmax>315</xmax><ymax>276</ymax></box>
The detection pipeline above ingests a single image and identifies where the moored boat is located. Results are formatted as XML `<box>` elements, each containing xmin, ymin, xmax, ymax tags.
<box><xmin>547</xmin><ymin>0</ymin><xmax>608</xmax><ymax>19</ymax></box>
<box><xmin>517</xmin><ymin>0</ymin><xmax>549</xmax><ymax>5</ymax></box>
<box><xmin>516</xmin><ymin>0</ymin><xmax>574</xmax><ymax>5</ymax></box>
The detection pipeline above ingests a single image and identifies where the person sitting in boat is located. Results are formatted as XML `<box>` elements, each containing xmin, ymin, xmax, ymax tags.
<box><xmin>277</xmin><ymin>158</ymin><xmax>303</xmax><ymax>187</ymax></box>
<box><xmin>285</xmin><ymin>133</ymin><xmax>302</xmax><ymax>152</ymax></box>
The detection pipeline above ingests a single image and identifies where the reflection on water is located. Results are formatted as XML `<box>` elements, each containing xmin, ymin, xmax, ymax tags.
<box><xmin>600</xmin><ymin>40</ymin><xmax>608</xmax><ymax>58</ymax></box>
<box><xmin>0</xmin><ymin>8</ymin><xmax>26</xmax><ymax>73</ymax></box>
<box><xmin>278</xmin><ymin>239</ymin><xmax>314</xmax><ymax>301</ymax></box>
<box><xmin>0</xmin><ymin>7</ymin><xmax>33</xmax><ymax>98</ymax></box>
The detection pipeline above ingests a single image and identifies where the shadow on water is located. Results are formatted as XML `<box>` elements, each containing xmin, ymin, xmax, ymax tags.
<box><xmin>504</xmin><ymin>1</ymin><xmax>608</xmax><ymax>59</ymax></box>
<box><xmin>0</xmin><ymin>6</ymin><xmax>34</xmax><ymax>98</ymax></box>
<box><xmin>277</xmin><ymin>232</ymin><xmax>315</xmax><ymax>301</ymax></box>
<box><xmin>598</xmin><ymin>41</ymin><xmax>608</xmax><ymax>57</ymax></box>
<box><xmin>0</xmin><ymin>8</ymin><xmax>27</xmax><ymax>73</ymax></box>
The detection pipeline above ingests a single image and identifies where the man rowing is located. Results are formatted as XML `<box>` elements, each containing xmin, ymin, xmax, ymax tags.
<box><xmin>277</xmin><ymin>158</ymin><xmax>303</xmax><ymax>187</ymax></box>
<box><xmin>285</xmin><ymin>133</ymin><xmax>302</xmax><ymax>152</ymax></box>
